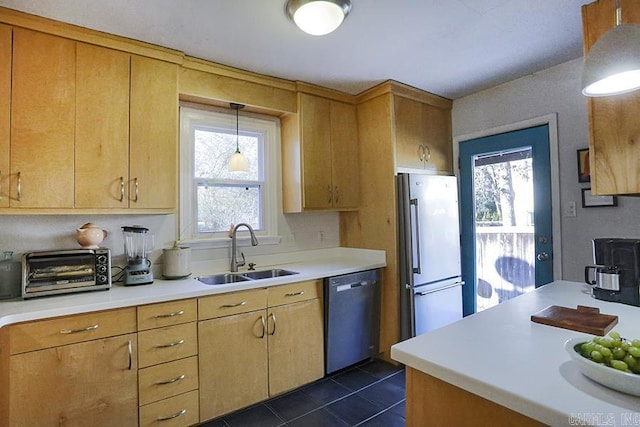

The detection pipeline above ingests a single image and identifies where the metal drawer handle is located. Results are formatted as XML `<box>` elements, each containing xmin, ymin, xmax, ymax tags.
<box><xmin>285</xmin><ymin>291</ymin><xmax>305</xmax><ymax>297</ymax></box>
<box><xmin>60</xmin><ymin>324</ymin><xmax>99</xmax><ymax>334</ymax></box>
<box><xmin>154</xmin><ymin>339</ymin><xmax>185</xmax><ymax>349</ymax></box>
<box><xmin>157</xmin><ymin>409</ymin><xmax>187</xmax><ymax>421</ymax></box>
<box><xmin>154</xmin><ymin>310</ymin><xmax>185</xmax><ymax>318</ymax></box>
<box><xmin>155</xmin><ymin>374</ymin><xmax>186</xmax><ymax>385</ymax></box>
<box><xmin>220</xmin><ymin>301</ymin><xmax>246</xmax><ymax>308</ymax></box>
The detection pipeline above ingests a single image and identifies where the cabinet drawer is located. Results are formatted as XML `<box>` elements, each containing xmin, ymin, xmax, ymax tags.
<box><xmin>268</xmin><ymin>280</ymin><xmax>321</xmax><ymax>307</ymax></box>
<box><xmin>9</xmin><ymin>307</ymin><xmax>136</xmax><ymax>354</ymax></box>
<box><xmin>139</xmin><ymin>390</ymin><xmax>199</xmax><ymax>427</ymax></box>
<box><xmin>138</xmin><ymin>323</ymin><xmax>197</xmax><ymax>368</ymax></box>
<box><xmin>138</xmin><ymin>299</ymin><xmax>197</xmax><ymax>331</ymax></box>
<box><xmin>139</xmin><ymin>356</ymin><xmax>198</xmax><ymax>406</ymax></box>
<box><xmin>198</xmin><ymin>288</ymin><xmax>267</xmax><ymax>320</ymax></box>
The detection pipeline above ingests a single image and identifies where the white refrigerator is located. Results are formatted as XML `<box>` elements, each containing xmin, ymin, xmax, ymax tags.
<box><xmin>397</xmin><ymin>173</ymin><xmax>464</xmax><ymax>339</ymax></box>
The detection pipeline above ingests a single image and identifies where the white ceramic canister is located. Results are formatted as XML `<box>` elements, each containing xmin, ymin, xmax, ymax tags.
<box><xmin>162</xmin><ymin>245</ymin><xmax>192</xmax><ymax>279</ymax></box>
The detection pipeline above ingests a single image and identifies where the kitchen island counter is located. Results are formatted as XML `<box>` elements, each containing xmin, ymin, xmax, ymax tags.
<box><xmin>391</xmin><ymin>280</ymin><xmax>640</xmax><ymax>426</ymax></box>
<box><xmin>0</xmin><ymin>247</ymin><xmax>385</xmax><ymax>328</ymax></box>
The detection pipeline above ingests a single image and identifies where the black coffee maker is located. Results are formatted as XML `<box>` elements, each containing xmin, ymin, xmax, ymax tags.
<box><xmin>585</xmin><ymin>238</ymin><xmax>640</xmax><ymax>307</ymax></box>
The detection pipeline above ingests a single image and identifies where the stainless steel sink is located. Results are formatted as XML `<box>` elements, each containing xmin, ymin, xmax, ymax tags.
<box><xmin>241</xmin><ymin>269</ymin><xmax>299</xmax><ymax>280</ymax></box>
<box><xmin>196</xmin><ymin>269</ymin><xmax>299</xmax><ymax>285</ymax></box>
<box><xmin>196</xmin><ymin>273</ymin><xmax>251</xmax><ymax>285</ymax></box>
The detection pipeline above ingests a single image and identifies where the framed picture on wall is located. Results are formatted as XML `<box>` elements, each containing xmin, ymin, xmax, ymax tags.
<box><xmin>577</xmin><ymin>148</ymin><xmax>590</xmax><ymax>183</ymax></box>
<box><xmin>582</xmin><ymin>188</ymin><xmax>617</xmax><ymax>208</ymax></box>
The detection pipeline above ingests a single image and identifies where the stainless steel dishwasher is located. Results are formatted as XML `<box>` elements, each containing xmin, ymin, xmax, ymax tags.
<box><xmin>325</xmin><ymin>269</ymin><xmax>380</xmax><ymax>374</ymax></box>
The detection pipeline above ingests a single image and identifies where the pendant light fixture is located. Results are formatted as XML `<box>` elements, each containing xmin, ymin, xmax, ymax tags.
<box><xmin>285</xmin><ymin>0</ymin><xmax>352</xmax><ymax>36</ymax></box>
<box><xmin>228</xmin><ymin>103</ymin><xmax>248</xmax><ymax>173</ymax></box>
<box><xmin>582</xmin><ymin>0</ymin><xmax>640</xmax><ymax>97</ymax></box>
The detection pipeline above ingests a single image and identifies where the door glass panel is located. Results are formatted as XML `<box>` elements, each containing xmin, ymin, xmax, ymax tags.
<box><xmin>473</xmin><ymin>147</ymin><xmax>534</xmax><ymax>312</ymax></box>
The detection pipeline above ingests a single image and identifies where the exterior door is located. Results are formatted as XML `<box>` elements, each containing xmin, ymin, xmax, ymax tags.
<box><xmin>459</xmin><ymin>125</ymin><xmax>553</xmax><ymax>315</ymax></box>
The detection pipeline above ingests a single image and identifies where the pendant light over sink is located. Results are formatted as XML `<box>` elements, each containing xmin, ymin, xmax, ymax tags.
<box><xmin>228</xmin><ymin>103</ymin><xmax>247</xmax><ymax>173</ymax></box>
<box><xmin>582</xmin><ymin>0</ymin><xmax>640</xmax><ymax>97</ymax></box>
<box><xmin>285</xmin><ymin>0</ymin><xmax>352</xmax><ymax>36</ymax></box>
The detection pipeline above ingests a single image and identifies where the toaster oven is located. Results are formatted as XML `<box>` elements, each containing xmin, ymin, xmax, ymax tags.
<box><xmin>23</xmin><ymin>249</ymin><xmax>111</xmax><ymax>299</ymax></box>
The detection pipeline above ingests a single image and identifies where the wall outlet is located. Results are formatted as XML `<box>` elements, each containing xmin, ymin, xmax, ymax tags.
<box><xmin>318</xmin><ymin>231</ymin><xmax>325</xmax><ymax>242</ymax></box>
<box><xmin>564</xmin><ymin>201</ymin><xmax>577</xmax><ymax>217</ymax></box>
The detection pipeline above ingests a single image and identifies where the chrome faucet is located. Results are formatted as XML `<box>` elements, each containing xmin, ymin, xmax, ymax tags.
<box><xmin>229</xmin><ymin>223</ymin><xmax>259</xmax><ymax>272</ymax></box>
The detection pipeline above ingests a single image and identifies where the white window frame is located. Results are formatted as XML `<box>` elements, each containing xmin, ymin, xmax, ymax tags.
<box><xmin>179</xmin><ymin>103</ymin><xmax>280</xmax><ymax>248</ymax></box>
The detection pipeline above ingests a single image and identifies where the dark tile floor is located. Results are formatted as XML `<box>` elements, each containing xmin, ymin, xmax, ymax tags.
<box><xmin>199</xmin><ymin>359</ymin><xmax>405</xmax><ymax>427</ymax></box>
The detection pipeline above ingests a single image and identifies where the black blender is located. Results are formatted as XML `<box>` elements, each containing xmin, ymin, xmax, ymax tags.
<box><xmin>122</xmin><ymin>225</ymin><xmax>154</xmax><ymax>285</ymax></box>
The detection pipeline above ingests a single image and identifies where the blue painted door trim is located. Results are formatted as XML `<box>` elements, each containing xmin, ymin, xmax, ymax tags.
<box><xmin>458</xmin><ymin>125</ymin><xmax>553</xmax><ymax>316</ymax></box>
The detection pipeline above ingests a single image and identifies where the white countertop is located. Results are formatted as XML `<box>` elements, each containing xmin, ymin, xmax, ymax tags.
<box><xmin>391</xmin><ymin>280</ymin><xmax>640</xmax><ymax>427</ymax></box>
<box><xmin>0</xmin><ymin>247</ymin><xmax>385</xmax><ymax>328</ymax></box>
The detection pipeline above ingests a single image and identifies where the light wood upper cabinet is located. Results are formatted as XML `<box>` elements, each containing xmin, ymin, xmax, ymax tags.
<box><xmin>75</xmin><ymin>43</ymin><xmax>130</xmax><ymax>208</ymax></box>
<box><xmin>130</xmin><ymin>55</ymin><xmax>178</xmax><ymax>209</ymax></box>
<box><xmin>582</xmin><ymin>0</ymin><xmax>640</xmax><ymax>195</ymax></box>
<box><xmin>282</xmin><ymin>92</ymin><xmax>359</xmax><ymax>212</ymax></box>
<box><xmin>0</xmin><ymin>24</ymin><xmax>9</xmax><ymax>208</ymax></box>
<box><xmin>5</xmin><ymin>29</ymin><xmax>178</xmax><ymax>212</ymax></box>
<box><xmin>394</xmin><ymin>94</ymin><xmax>453</xmax><ymax>173</ymax></box>
<box><xmin>11</xmin><ymin>28</ymin><xmax>76</xmax><ymax>208</ymax></box>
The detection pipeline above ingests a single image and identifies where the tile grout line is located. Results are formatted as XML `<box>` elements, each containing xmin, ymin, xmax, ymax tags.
<box><xmin>352</xmin><ymin>399</ymin><xmax>407</xmax><ymax>427</ymax></box>
<box><xmin>281</xmin><ymin>368</ymin><xmax>406</xmax><ymax>425</ymax></box>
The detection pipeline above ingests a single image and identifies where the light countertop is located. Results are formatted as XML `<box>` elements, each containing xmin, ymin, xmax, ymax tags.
<box><xmin>391</xmin><ymin>280</ymin><xmax>640</xmax><ymax>427</ymax></box>
<box><xmin>0</xmin><ymin>247</ymin><xmax>385</xmax><ymax>328</ymax></box>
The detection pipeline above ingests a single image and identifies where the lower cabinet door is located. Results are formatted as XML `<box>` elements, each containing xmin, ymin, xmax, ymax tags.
<box><xmin>9</xmin><ymin>334</ymin><xmax>138</xmax><ymax>426</ymax></box>
<box><xmin>198</xmin><ymin>310</ymin><xmax>268</xmax><ymax>421</ymax></box>
<box><xmin>268</xmin><ymin>298</ymin><xmax>324</xmax><ymax>396</ymax></box>
<box><xmin>139</xmin><ymin>390</ymin><xmax>199</xmax><ymax>427</ymax></box>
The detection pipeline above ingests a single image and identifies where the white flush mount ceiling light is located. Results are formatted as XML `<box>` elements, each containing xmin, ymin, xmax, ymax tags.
<box><xmin>228</xmin><ymin>103</ymin><xmax>248</xmax><ymax>173</ymax></box>
<box><xmin>285</xmin><ymin>0</ymin><xmax>352</xmax><ymax>36</ymax></box>
<box><xmin>582</xmin><ymin>2</ymin><xmax>640</xmax><ymax>97</ymax></box>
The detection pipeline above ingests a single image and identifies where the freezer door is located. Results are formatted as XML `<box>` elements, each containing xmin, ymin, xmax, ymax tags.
<box><xmin>409</xmin><ymin>174</ymin><xmax>461</xmax><ymax>286</ymax></box>
<box><xmin>413</xmin><ymin>282</ymin><xmax>463</xmax><ymax>336</ymax></box>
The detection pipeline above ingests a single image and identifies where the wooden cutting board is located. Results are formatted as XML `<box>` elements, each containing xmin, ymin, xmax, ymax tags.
<box><xmin>530</xmin><ymin>305</ymin><xmax>618</xmax><ymax>336</ymax></box>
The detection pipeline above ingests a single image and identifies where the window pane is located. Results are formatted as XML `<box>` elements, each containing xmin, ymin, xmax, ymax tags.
<box><xmin>194</xmin><ymin>128</ymin><xmax>260</xmax><ymax>181</ymax></box>
<box><xmin>197</xmin><ymin>183</ymin><xmax>261</xmax><ymax>233</ymax></box>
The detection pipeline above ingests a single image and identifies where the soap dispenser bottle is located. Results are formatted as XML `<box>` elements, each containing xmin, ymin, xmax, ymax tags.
<box><xmin>0</xmin><ymin>251</ymin><xmax>22</xmax><ymax>299</ymax></box>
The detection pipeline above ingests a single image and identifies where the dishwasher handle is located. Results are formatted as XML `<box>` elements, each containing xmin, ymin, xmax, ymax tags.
<box><xmin>335</xmin><ymin>279</ymin><xmax>377</xmax><ymax>292</ymax></box>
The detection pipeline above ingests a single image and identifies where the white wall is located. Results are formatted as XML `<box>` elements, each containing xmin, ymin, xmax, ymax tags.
<box><xmin>0</xmin><ymin>212</ymin><xmax>339</xmax><ymax>273</ymax></box>
<box><xmin>452</xmin><ymin>58</ymin><xmax>640</xmax><ymax>282</ymax></box>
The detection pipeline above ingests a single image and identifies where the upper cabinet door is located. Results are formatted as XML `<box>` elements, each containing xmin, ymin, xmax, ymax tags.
<box><xmin>299</xmin><ymin>93</ymin><xmax>333</xmax><ymax>210</ymax></box>
<box><xmin>330</xmin><ymin>100</ymin><xmax>359</xmax><ymax>209</ymax></box>
<box><xmin>75</xmin><ymin>43</ymin><xmax>130</xmax><ymax>208</ymax></box>
<box><xmin>0</xmin><ymin>24</ymin><xmax>10</xmax><ymax>208</ymax></box>
<box><xmin>11</xmin><ymin>29</ymin><xmax>75</xmax><ymax>208</ymax></box>
<box><xmin>394</xmin><ymin>95</ymin><xmax>452</xmax><ymax>174</ymax></box>
<box><xmin>130</xmin><ymin>56</ymin><xmax>178</xmax><ymax>210</ymax></box>
<box><xmin>582</xmin><ymin>0</ymin><xmax>640</xmax><ymax>195</ymax></box>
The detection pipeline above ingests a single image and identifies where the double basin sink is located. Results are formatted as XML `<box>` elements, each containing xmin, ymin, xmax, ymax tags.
<box><xmin>196</xmin><ymin>269</ymin><xmax>299</xmax><ymax>285</ymax></box>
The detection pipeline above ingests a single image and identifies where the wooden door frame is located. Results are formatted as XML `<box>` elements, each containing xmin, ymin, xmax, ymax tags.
<box><xmin>453</xmin><ymin>113</ymin><xmax>562</xmax><ymax>287</ymax></box>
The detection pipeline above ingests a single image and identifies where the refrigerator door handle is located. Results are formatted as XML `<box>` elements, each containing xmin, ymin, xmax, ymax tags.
<box><xmin>410</xmin><ymin>198</ymin><xmax>421</xmax><ymax>274</ymax></box>
<box><xmin>415</xmin><ymin>281</ymin><xmax>465</xmax><ymax>296</ymax></box>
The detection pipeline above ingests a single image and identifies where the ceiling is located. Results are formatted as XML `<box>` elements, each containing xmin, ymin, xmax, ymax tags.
<box><xmin>0</xmin><ymin>0</ymin><xmax>595</xmax><ymax>99</ymax></box>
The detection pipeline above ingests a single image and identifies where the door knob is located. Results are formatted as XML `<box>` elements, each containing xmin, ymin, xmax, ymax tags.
<box><xmin>536</xmin><ymin>252</ymin><xmax>550</xmax><ymax>261</ymax></box>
